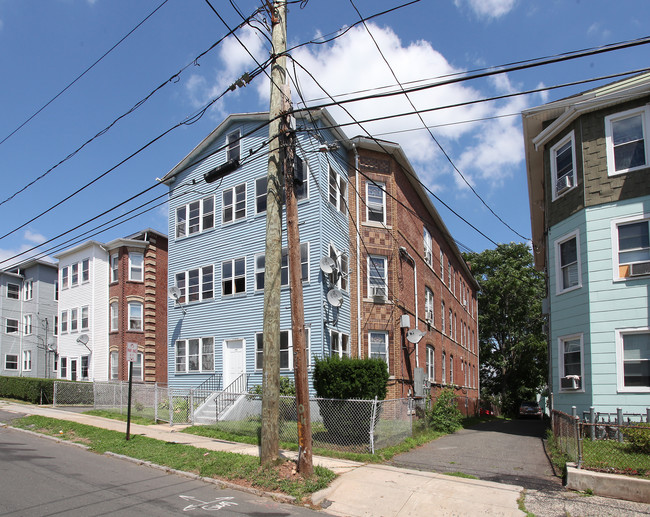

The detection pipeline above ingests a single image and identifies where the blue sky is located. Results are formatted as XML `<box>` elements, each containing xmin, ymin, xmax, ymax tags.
<box><xmin>0</xmin><ymin>0</ymin><xmax>648</xmax><ymax>267</ymax></box>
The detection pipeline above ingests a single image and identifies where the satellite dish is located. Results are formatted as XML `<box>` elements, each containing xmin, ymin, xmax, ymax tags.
<box><xmin>319</xmin><ymin>256</ymin><xmax>338</xmax><ymax>275</ymax></box>
<box><xmin>326</xmin><ymin>288</ymin><xmax>344</xmax><ymax>307</ymax></box>
<box><xmin>168</xmin><ymin>286</ymin><xmax>181</xmax><ymax>301</ymax></box>
<box><xmin>77</xmin><ymin>334</ymin><xmax>89</xmax><ymax>345</ymax></box>
<box><xmin>406</xmin><ymin>328</ymin><xmax>425</xmax><ymax>344</ymax></box>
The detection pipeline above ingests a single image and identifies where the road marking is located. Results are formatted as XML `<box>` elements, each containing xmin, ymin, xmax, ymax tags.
<box><xmin>179</xmin><ymin>495</ymin><xmax>238</xmax><ymax>511</ymax></box>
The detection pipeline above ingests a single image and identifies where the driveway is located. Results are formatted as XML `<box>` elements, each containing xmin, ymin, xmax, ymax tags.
<box><xmin>390</xmin><ymin>418</ymin><xmax>560</xmax><ymax>491</ymax></box>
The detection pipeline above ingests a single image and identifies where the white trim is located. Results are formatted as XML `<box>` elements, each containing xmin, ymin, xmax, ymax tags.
<box><xmin>615</xmin><ymin>327</ymin><xmax>650</xmax><ymax>393</ymax></box>
<box><xmin>366</xmin><ymin>180</ymin><xmax>386</xmax><ymax>224</ymax></box>
<box><xmin>550</xmin><ymin>131</ymin><xmax>577</xmax><ymax>201</ymax></box>
<box><xmin>557</xmin><ymin>333</ymin><xmax>585</xmax><ymax>393</ymax></box>
<box><xmin>611</xmin><ymin>213</ymin><xmax>650</xmax><ymax>281</ymax></box>
<box><xmin>605</xmin><ymin>106</ymin><xmax>650</xmax><ymax>176</ymax></box>
<box><xmin>368</xmin><ymin>330</ymin><xmax>389</xmax><ymax>367</ymax></box>
<box><xmin>554</xmin><ymin>229</ymin><xmax>582</xmax><ymax>295</ymax></box>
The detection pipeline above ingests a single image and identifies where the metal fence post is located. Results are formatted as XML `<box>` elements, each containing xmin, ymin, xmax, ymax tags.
<box><xmin>589</xmin><ymin>407</ymin><xmax>595</xmax><ymax>440</ymax></box>
<box><xmin>369</xmin><ymin>397</ymin><xmax>378</xmax><ymax>454</ymax></box>
<box><xmin>189</xmin><ymin>390</ymin><xmax>194</xmax><ymax>426</ymax></box>
<box><xmin>617</xmin><ymin>407</ymin><xmax>624</xmax><ymax>443</ymax></box>
<box><xmin>169</xmin><ymin>387</ymin><xmax>174</xmax><ymax>426</ymax></box>
<box><xmin>154</xmin><ymin>384</ymin><xmax>158</xmax><ymax>422</ymax></box>
<box><xmin>571</xmin><ymin>406</ymin><xmax>577</xmax><ymax>418</ymax></box>
<box><xmin>53</xmin><ymin>381</ymin><xmax>57</xmax><ymax>407</ymax></box>
<box><xmin>575</xmin><ymin>416</ymin><xmax>582</xmax><ymax>468</ymax></box>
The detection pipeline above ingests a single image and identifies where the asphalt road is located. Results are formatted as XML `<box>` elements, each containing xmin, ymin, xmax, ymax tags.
<box><xmin>390</xmin><ymin>417</ymin><xmax>561</xmax><ymax>490</ymax></box>
<box><xmin>0</xmin><ymin>424</ymin><xmax>320</xmax><ymax>517</ymax></box>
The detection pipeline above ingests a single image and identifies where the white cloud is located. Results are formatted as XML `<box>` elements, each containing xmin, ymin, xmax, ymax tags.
<box><xmin>587</xmin><ymin>22</ymin><xmax>612</xmax><ymax>40</ymax></box>
<box><xmin>454</xmin><ymin>0</ymin><xmax>517</xmax><ymax>20</ymax></box>
<box><xmin>24</xmin><ymin>229</ymin><xmax>46</xmax><ymax>244</ymax></box>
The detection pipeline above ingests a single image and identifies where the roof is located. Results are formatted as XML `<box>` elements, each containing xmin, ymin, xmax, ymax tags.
<box><xmin>521</xmin><ymin>72</ymin><xmax>650</xmax><ymax>270</ymax></box>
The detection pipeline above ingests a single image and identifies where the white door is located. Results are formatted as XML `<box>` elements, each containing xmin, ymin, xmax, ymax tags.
<box><xmin>223</xmin><ymin>339</ymin><xmax>245</xmax><ymax>388</ymax></box>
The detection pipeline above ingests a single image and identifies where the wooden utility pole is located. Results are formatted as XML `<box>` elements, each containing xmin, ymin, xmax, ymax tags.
<box><xmin>284</xmin><ymin>121</ymin><xmax>314</xmax><ymax>476</ymax></box>
<box><xmin>261</xmin><ymin>0</ymin><xmax>287</xmax><ymax>466</ymax></box>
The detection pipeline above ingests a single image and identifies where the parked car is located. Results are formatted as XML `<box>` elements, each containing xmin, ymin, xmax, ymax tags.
<box><xmin>518</xmin><ymin>401</ymin><xmax>543</xmax><ymax>419</ymax></box>
<box><xmin>479</xmin><ymin>407</ymin><xmax>493</xmax><ymax>417</ymax></box>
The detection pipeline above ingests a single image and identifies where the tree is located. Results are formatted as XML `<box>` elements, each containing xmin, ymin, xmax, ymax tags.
<box><xmin>463</xmin><ymin>243</ymin><xmax>547</xmax><ymax>415</ymax></box>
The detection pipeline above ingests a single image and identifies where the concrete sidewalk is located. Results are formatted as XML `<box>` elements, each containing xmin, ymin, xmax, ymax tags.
<box><xmin>0</xmin><ymin>402</ymin><xmax>524</xmax><ymax>516</ymax></box>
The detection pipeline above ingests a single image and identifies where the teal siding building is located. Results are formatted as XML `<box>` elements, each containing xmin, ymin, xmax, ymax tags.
<box><xmin>523</xmin><ymin>73</ymin><xmax>650</xmax><ymax>416</ymax></box>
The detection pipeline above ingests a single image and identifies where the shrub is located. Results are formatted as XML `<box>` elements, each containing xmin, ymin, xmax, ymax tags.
<box><xmin>623</xmin><ymin>422</ymin><xmax>650</xmax><ymax>454</ymax></box>
<box><xmin>426</xmin><ymin>388</ymin><xmax>463</xmax><ymax>433</ymax></box>
<box><xmin>248</xmin><ymin>376</ymin><xmax>296</xmax><ymax>396</ymax></box>
<box><xmin>0</xmin><ymin>376</ymin><xmax>55</xmax><ymax>404</ymax></box>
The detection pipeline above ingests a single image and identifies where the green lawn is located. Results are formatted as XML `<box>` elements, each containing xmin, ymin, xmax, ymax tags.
<box><xmin>581</xmin><ymin>439</ymin><xmax>650</xmax><ymax>477</ymax></box>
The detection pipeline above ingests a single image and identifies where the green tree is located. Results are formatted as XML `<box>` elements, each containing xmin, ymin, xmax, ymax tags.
<box><xmin>463</xmin><ymin>243</ymin><xmax>547</xmax><ymax>415</ymax></box>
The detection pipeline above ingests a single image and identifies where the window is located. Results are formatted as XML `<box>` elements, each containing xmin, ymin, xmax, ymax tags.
<box><xmin>61</xmin><ymin>267</ymin><xmax>69</xmax><ymax>289</ymax></box>
<box><xmin>110</xmin><ymin>254</ymin><xmax>119</xmax><ymax>283</ymax></box>
<box><xmin>366</xmin><ymin>181</ymin><xmax>385</xmax><ymax>223</ymax></box>
<box><xmin>425</xmin><ymin>288</ymin><xmax>434</xmax><ymax>326</ymax></box>
<box><xmin>615</xmin><ymin>218</ymin><xmax>650</xmax><ymax>279</ymax></box>
<box><xmin>6</xmin><ymin>318</ymin><xmax>18</xmax><ymax>334</ymax></box>
<box><xmin>559</xmin><ymin>334</ymin><xmax>583</xmax><ymax>391</ymax></box>
<box><xmin>616</xmin><ymin>329</ymin><xmax>650</xmax><ymax>391</ymax></box>
<box><xmin>329</xmin><ymin>167</ymin><xmax>347</xmax><ymax>213</ymax></box>
<box><xmin>329</xmin><ymin>244</ymin><xmax>349</xmax><ymax>291</ymax></box>
<box><xmin>110</xmin><ymin>351</ymin><xmax>119</xmax><ymax>380</ymax></box>
<box><xmin>449</xmin><ymin>308</ymin><xmax>452</xmax><ymax>336</ymax></box>
<box><xmin>23</xmin><ymin>314</ymin><xmax>32</xmax><ymax>335</ymax></box>
<box><xmin>82</xmin><ymin>259</ymin><xmax>90</xmax><ymax>283</ymax></box>
<box><xmin>449</xmin><ymin>355</ymin><xmax>454</xmax><ymax>385</ymax></box>
<box><xmin>60</xmin><ymin>357</ymin><xmax>67</xmax><ymax>379</ymax></box>
<box><xmin>24</xmin><ymin>280</ymin><xmax>33</xmax><ymax>300</ymax></box>
<box><xmin>441</xmin><ymin>301</ymin><xmax>446</xmax><ymax>334</ymax></box>
<box><xmin>81</xmin><ymin>355</ymin><xmax>89</xmax><ymax>380</ymax></box>
<box><xmin>7</xmin><ymin>283</ymin><xmax>19</xmax><ymax>299</ymax></box>
<box><xmin>128</xmin><ymin>301</ymin><xmax>143</xmax><ymax>331</ymax></box>
<box><xmin>81</xmin><ymin>306</ymin><xmax>89</xmax><ymax>330</ymax></box>
<box><xmin>440</xmin><ymin>250</ymin><xmax>444</xmax><ymax>278</ymax></box>
<box><xmin>5</xmin><ymin>354</ymin><xmax>18</xmax><ymax>370</ymax></box>
<box><xmin>255</xmin><ymin>329</ymin><xmax>310</xmax><ymax>370</ymax></box>
<box><xmin>426</xmin><ymin>345</ymin><xmax>435</xmax><ymax>382</ymax></box>
<box><xmin>222</xmin><ymin>258</ymin><xmax>246</xmax><ymax>296</ymax></box>
<box><xmin>60</xmin><ymin>311</ymin><xmax>68</xmax><ymax>333</ymax></box>
<box><xmin>369</xmin><ymin>331</ymin><xmax>388</xmax><ymax>364</ymax></box>
<box><xmin>279</xmin><ymin>243</ymin><xmax>309</xmax><ymax>287</ymax></box>
<box><xmin>227</xmin><ymin>129</ymin><xmax>240</xmax><ymax>162</ymax></box>
<box><xmin>551</xmin><ymin>132</ymin><xmax>577</xmax><ymax>199</ymax></box>
<box><xmin>22</xmin><ymin>351</ymin><xmax>31</xmax><ymax>371</ymax></box>
<box><xmin>54</xmin><ymin>315</ymin><xmax>58</xmax><ymax>336</ymax></box>
<box><xmin>368</xmin><ymin>255</ymin><xmax>387</xmax><ymax>298</ymax></box>
<box><xmin>176</xmin><ymin>265</ymin><xmax>214</xmax><ymax>302</ymax></box>
<box><xmin>330</xmin><ymin>330</ymin><xmax>350</xmax><ymax>358</ymax></box>
<box><xmin>423</xmin><ymin>228</ymin><xmax>433</xmax><ymax>266</ymax></box>
<box><xmin>130</xmin><ymin>352</ymin><xmax>143</xmax><ymax>381</ymax></box>
<box><xmin>222</xmin><ymin>184</ymin><xmax>246</xmax><ymax>223</ymax></box>
<box><xmin>71</xmin><ymin>263</ymin><xmax>79</xmax><ymax>286</ymax></box>
<box><xmin>605</xmin><ymin>106</ymin><xmax>649</xmax><ymax>175</ymax></box>
<box><xmin>441</xmin><ymin>351</ymin><xmax>446</xmax><ymax>384</ymax></box>
<box><xmin>293</xmin><ymin>156</ymin><xmax>308</xmax><ymax>200</ymax></box>
<box><xmin>129</xmin><ymin>252</ymin><xmax>144</xmax><ymax>282</ymax></box>
<box><xmin>110</xmin><ymin>302</ymin><xmax>118</xmax><ymax>332</ymax></box>
<box><xmin>175</xmin><ymin>337</ymin><xmax>214</xmax><ymax>372</ymax></box>
<box><xmin>70</xmin><ymin>308</ymin><xmax>78</xmax><ymax>332</ymax></box>
<box><xmin>176</xmin><ymin>196</ymin><xmax>215</xmax><ymax>238</ymax></box>
<box><xmin>55</xmin><ymin>282</ymin><xmax>58</xmax><ymax>301</ymax></box>
<box><xmin>255</xmin><ymin>177</ymin><xmax>268</xmax><ymax>214</ymax></box>
<box><xmin>556</xmin><ymin>231</ymin><xmax>581</xmax><ymax>293</ymax></box>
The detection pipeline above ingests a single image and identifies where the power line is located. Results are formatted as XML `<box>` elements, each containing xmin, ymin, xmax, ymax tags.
<box><xmin>0</xmin><ymin>0</ymin><xmax>170</xmax><ymax>148</ymax></box>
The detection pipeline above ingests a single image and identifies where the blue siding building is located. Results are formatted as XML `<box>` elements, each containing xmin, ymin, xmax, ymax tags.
<box><xmin>523</xmin><ymin>73</ymin><xmax>650</xmax><ymax>415</ymax></box>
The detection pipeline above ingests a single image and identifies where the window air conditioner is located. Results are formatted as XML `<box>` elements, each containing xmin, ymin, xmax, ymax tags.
<box><xmin>424</xmin><ymin>250</ymin><xmax>432</xmax><ymax>265</ymax></box>
<box><xmin>372</xmin><ymin>286</ymin><xmax>387</xmax><ymax>302</ymax></box>
<box><xmin>425</xmin><ymin>309</ymin><xmax>434</xmax><ymax>325</ymax></box>
<box><xmin>630</xmin><ymin>261</ymin><xmax>650</xmax><ymax>277</ymax></box>
<box><xmin>556</xmin><ymin>174</ymin><xmax>574</xmax><ymax>194</ymax></box>
<box><xmin>560</xmin><ymin>375</ymin><xmax>581</xmax><ymax>390</ymax></box>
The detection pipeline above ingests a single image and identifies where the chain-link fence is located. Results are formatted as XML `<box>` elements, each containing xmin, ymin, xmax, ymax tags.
<box><xmin>552</xmin><ymin>409</ymin><xmax>650</xmax><ymax>476</ymax></box>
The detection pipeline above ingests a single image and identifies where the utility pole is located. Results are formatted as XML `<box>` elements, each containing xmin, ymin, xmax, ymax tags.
<box><xmin>261</xmin><ymin>0</ymin><xmax>287</xmax><ymax>466</ymax></box>
<box><xmin>284</xmin><ymin>120</ymin><xmax>314</xmax><ymax>476</ymax></box>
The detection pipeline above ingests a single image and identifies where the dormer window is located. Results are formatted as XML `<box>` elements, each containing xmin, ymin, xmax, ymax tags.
<box><xmin>227</xmin><ymin>129</ymin><xmax>240</xmax><ymax>162</ymax></box>
<box><xmin>550</xmin><ymin>132</ymin><xmax>577</xmax><ymax>200</ymax></box>
<box><xmin>605</xmin><ymin>106</ymin><xmax>649</xmax><ymax>175</ymax></box>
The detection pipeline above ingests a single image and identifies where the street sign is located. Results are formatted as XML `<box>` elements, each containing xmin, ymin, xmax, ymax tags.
<box><xmin>126</xmin><ymin>343</ymin><xmax>138</xmax><ymax>362</ymax></box>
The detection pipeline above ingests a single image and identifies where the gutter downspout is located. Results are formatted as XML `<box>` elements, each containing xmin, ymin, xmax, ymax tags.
<box><xmin>353</xmin><ymin>144</ymin><xmax>362</xmax><ymax>358</ymax></box>
<box><xmin>19</xmin><ymin>275</ymin><xmax>24</xmax><ymax>376</ymax></box>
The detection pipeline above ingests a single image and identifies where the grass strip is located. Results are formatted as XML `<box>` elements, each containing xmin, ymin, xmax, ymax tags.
<box><xmin>83</xmin><ymin>409</ymin><xmax>157</xmax><ymax>426</ymax></box>
<box><xmin>12</xmin><ymin>415</ymin><xmax>335</xmax><ymax>501</ymax></box>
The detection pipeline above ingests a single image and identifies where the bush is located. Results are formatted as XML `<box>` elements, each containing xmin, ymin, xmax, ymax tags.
<box><xmin>623</xmin><ymin>422</ymin><xmax>650</xmax><ymax>454</ymax></box>
<box><xmin>426</xmin><ymin>388</ymin><xmax>463</xmax><ymax>433</ymax></box>
<box><xmin>248</xmin><ymin>376</ymin><xmax>296</xmax><ymax>396</ymax></box>
<box><xmin>312</xmin><ymin>356</ymin><xmax>389</xmax><ymax>400</ymax></box>
<box><xmin>0</xmin><ymin>376</ymin><xmax>55</xmax><ymax>404</ymax></box>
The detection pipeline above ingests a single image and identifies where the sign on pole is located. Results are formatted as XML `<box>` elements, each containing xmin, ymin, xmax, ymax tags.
<box><xmin>126</xmin><ymin>342</ymin><xmax>138</xmax><ymax>363</ymax></box>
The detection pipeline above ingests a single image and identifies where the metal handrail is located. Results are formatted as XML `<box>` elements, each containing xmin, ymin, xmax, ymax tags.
<box><xmin>191</xmin><ymin>373</ymin><xmax>223</xmax><ymax>409</ymax></box>
<box><xmin>215</xmin><ymin>373</ymin><xmax>250</xmax><ymax>420</ymax></box>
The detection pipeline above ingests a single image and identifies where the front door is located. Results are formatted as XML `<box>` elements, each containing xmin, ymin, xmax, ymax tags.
<box><xmin>223</xmin><ymin>339</ymin><xmax>245</xmax><ymax>388</ymax></box>
<box><xmin>70</xmin><ymin>359</ymin><xmax>78</xmax><ymax>381</ymax></box>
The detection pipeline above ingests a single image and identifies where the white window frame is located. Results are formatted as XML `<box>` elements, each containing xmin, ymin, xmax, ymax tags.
<box><xmin>71</xmin><ymin>263</ymin><xmax>79</xmax><ymax>286</ymax></box>
<box><xmin>279</xmin><ymin>243</ymin><xmax>309</xmax><ymax>288</ymax></box>
<box><xmin>130</xmin><ymin>352</ymin><xmax>144</xmax><ymax>381</ymax></box>
<box><xmin>110</xmin><ymin>302</ymin><xmax>118</xmax><ymax>332</ymax></box>
<box><xmin>60</xmin><ymin>357</ymin><xmax>67</xmax><ymax>379</ymax></box>
<box><xmin>70</xmin><ymin>308</ymin><xmax>78</xmax><ymax>332</ymax></box>
<box><xmin>174</xmin><ymin>337</ymin><xmax>214</xmax><ymax>373</ymax></box>
<box><xmin>7</xmin><ymin>282</ymin><xmax>19</xmax><ymax>299</ymax></box>
<box><xmin>450</xmin><ymin>355</ymin><xmax>454</xmax><ymax>385</ymax></box>
<box><xmin>6</xmin><ymin>318</ymin><xmax>18</xmax><ymax>334</ymax></box>
<box><xmin>330</xmin><ymin>330</ymin><xmax>350</xmax><ymax>358</ymax></box>
<box><xmin>22</xmin><ymin>350</ymin><xmax>32</xmax><ymax>371</ymax></box>
<box><xmin>426</xmin><ymin>345</ymin><xmax>435</xmax><ymax>382</ymax></box>
<box><xmin>24</xmin><ymin>280</ymin><xmax>33</xmax><ymax>300</ymax></box>
<box><xmin>441</xmin><ymin>351</ymin><xmax>446</xmax><ymax>384</ymax></box>
<box><xmin>226</xmin><ymin>129</ymin><xmax>240</xmax><ymax>162</ymax></box>
<box><xmin>128</xmin><ymin>301</ymin><xmax>143</xmax><ymax>331</ymax></box>
<box><xmin>615</xmin><ymin>328</ymin><xmax>650</xmax><ymax>393</ymax></box>
<box><xmin>367</xmin><ymin>255</ymin><xmax>387</xmax><ymax>298</ymax></box>
<box><xmin>5</xmin><ymin>354</ymin><xmax>18</xmax><ymax>370</ymax></box>
<box><xmin>605</xmin><ymin>106</ymin><xmax>649</xmax><ymax>176</ymax></box>
<box><xmin>555</xmin><ymin>230</ymin><xmax>582</xmax><ymax>294</ymax></box>
<box><xmin>611</xmin><ymin>214</ymin><xmax>650</xmax><ymax>281</ymax></box>
<box><xmin>81</xmin><ymin>306</ymin><xmax>89</xmax><ymax>331</ymax></box>
<box><xmin>221</xmin><ymin>257</ymin><xmax>246</xmax><ymax>296</ymax></box>
<box><xmin>23</xmin><ymin>314</ymin><xmax>32</xmax><ymax>335</ymax></box>
<box><xmin>423</xmin><ymin>228</ymin><xmax>433</xmax><ymax>266</ymax></box>
<box><xmin>82</xmin><ymin>258</ymin><xmax>90</xmax><ymax>283</ymax></box>
<box><xmin>329</xmin><ymin>243</ymin><xmax>349</xmax><ymax>291</ymax></box>
<box><xmin>558</xmin><ymin>333</ymin><xmax>585</xmax><ymax>393</ymax></box>
<box><xmin>81</xmin><ymin>355</ymin><xmax>90</xmax><ymax>380</ymax></box>
<box><xmin>425</xmin><ymin>287</ymin><xmax>434</xmax><ymax>326</ymax></box>
<box><xmin>176</xmin><ymin>265</ymin><xmax>214</xmax><ymax>303</ymax></box>
<box><xmin>255</xmin><ymin>176</ymin><xmax>268</xmax><ymax>214</ymax></box>
<box><xmin>369</xmin><ymin>331</ymin><xmax>388</xmax><ymax>366</ymax></box>
<box><xmin>61</xmin><ymin>267</ymin><xmax>69</xmax><ymax>290</ymax></box>
<box><xmin>129</xmin><ymin>252</ymin><xmax>144</xmax><ymax>282</ymax></box>
<box><xmin>110</xmin><ymin>351</ymin><xmax>119</xmax><ymax>380</ymax></box>
<box><xmin>328</xmin><ymin>166</ymin><xmax>347</xmax><ymax>213</ymax></box>
<box><xmin>222</xmin><ymin>183</ymin><xmax>247</xmax><ymax>224</ymax></box>
<box><xmin>176</xmin><ymin>196</ymin><xmax>215</xmax><ymax>238</ymax></box>
<box><xmin>366</xmin><ymin>180</ymin><xmax>385</xmax><ymax>224</ymax></box>
<box><xmin>550</xmin><ymin>131</ymin><xmax>577</xmax><ymax>200</ymax></box>
<box><xmin>255</xmin><ymin>329</ymin><xmax>310</xmax><ymax>371</ymax></box>
<box><xmin>110</xmin><ymin>254</ymin><xmax>119</xmax><ymax>283</ymax></box>
<box><xmin>60</xmin><ymin>311</ymin><xmax>68</xmax><ymax>334</ymax></box>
